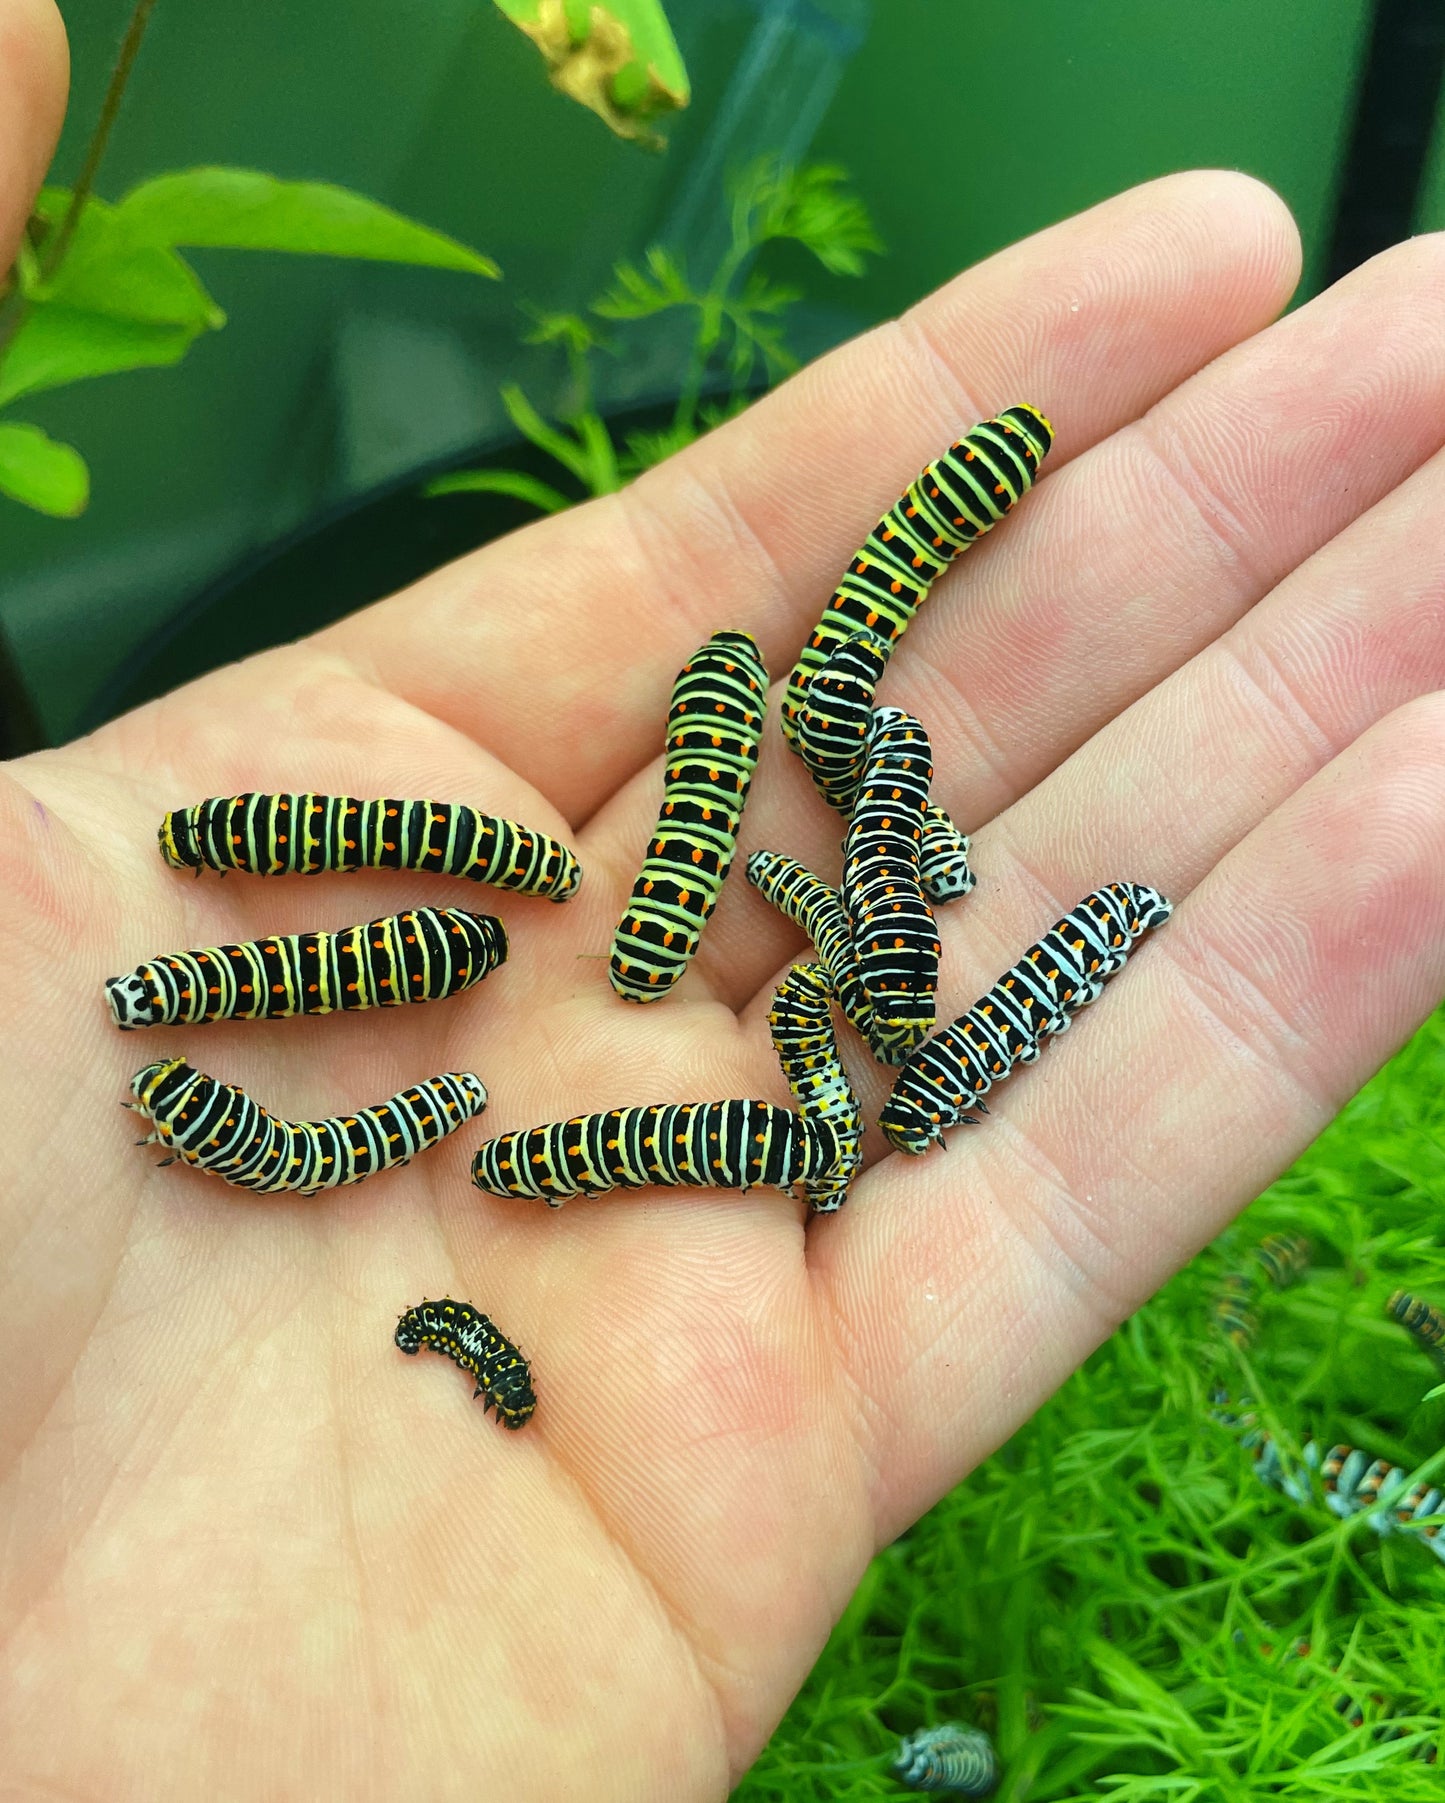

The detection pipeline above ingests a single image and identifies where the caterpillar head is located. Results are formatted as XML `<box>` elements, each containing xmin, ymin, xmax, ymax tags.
<box><xmin>106</xmin><ymin>973</ymin><xmax>162</xmax><ymax>1030</ymax></box>
<box><xmin>1120</xmin><ymin>883</ymin><xmax>1173</xmax><ymax>935</ymax></box>
<box><xmin>156</xmin><ymin>810</ymin><xmax>200</xmax><ymax>870</ymax></box>
<box><xmin>453</xmin><ymin>1073</ymin><xmax>489</xmax><ymax>1119</ymax></box>
<box><xmin>878</xmin><ymin>1090</ymin><xmax>945</xmax><ymax>1156</ymax></box>
<box><xmin>129</xmin><ymin>1057</ymin><xmax>187</xmax><ymax>1110</ymax></box>
<box><xmin>868</xmin><ymin>1002</ymin><xmax>933</xmax><ymax>1067</ymax></box>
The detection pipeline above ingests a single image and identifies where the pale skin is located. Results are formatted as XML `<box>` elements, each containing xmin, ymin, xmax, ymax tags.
<box><xmin>5</xmin><ymin>5</ymin><xmax>1445</xmax><ymax>1797</ymax></box>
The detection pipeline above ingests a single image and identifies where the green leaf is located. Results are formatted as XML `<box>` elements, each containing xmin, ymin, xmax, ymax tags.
<box><xmin>423</xmin><ymin>468</ymin><xmax>573</xmax><ymax>513</ymax></box>
<box><xmin>29</xmin><ymin>189</ymin><xmax>224</xmax><ymax>327</ymax></box>
<box><xmin>498</xmin><ymin>382</ymin><xmax>595</xmax><ymax>485</ymax></box>
<box><xmin>492</xmin><ymin>0</ymin><xmax>688</xmax><ymax>144</ymax></box>
<box><xmin>111</xmin><ymin>169</ymin><xmax>499</xmax><ymax>276</ymax></box>
<box><xmin>0</xmin><ymin>306</ymin><xmax>200</xmax><ymax>408</ymax></box>
<box><xmin>0</xmin><ymin>421</ymin><xmax>90</xmax><ymax>516</ymax></box>
<box><xmin>591</xmin><ymin>245</ymin><xmax>695</xmax><ymax>320</ymax></box>
<box><xmin>731</xmin><ymin>158</ymin><xmax>883</xmax><ymax>277</ymax></box>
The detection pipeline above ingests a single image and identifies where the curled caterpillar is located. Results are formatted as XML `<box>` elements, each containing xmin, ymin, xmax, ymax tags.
<box><xmin>159</xmin><ymin>794</ymin><xmax>581</xmax><ymax>900</ymax></box>
<box><xmin>746</xmin><ymin>850</ymin><xmax>880</xmax><ymax>1056</ymax></box>
<box><xmin>472</xmin><ymin>1100</ymin><xmax>846</xmax><ymax>1207</ymax></box>
<box><xmin>106</xmin><ymin>906</ymin><xmax>507</xmax><ymax>1029</ymax></box>
<box><xmin>781</xmin><ymin>404</ymin><xmax>1053</xmax><ymax>741</ymax></box>
<box><xmin>394</xmin><ymin>1298</ymin><xmax>535</xmax><ymax>1429</ymax></box>
<box><xmin>842</xmin><ymin>707</ymin><xmax>939</xmax><ymax>1059</ymax></box>
<box><xmin>767</xmin><ymin>963</ymin><xmax>862</xmax><ymax>1212</ymax></box>
<box><xmin>129</xmin><ymin>1058</ymin><xmax>487</xmax><ymax>1193</ymax></box>
<box><xmin>891</xmin><ymin>1723</ymin><xmax>1000</xmax><ymax>1796</ymax></box>
<box><xmin>795</xmin><ymin>630</ymin><xmax>974</xmax><ymax>902</ymax></box>
<box><xmin>609</xmin><ymin>630</ymin><xmax>767</xmax><ymax>1002</ymax></box>
<box><xmin>881</xmin><ymin>882</ymin><xmax>1172</xmax><ymax>1153</ymax></box>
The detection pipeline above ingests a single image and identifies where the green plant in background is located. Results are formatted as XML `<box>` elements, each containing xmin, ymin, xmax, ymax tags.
<box><xmin>427</xmin><ymin>156</ymin><xmax>883</xmax><ymax>512</ymax></box>
<box><xmin>0</xmin><ymin>0</ymin><xmax>690</xmax><ymax>520</ymax></box>
<box><xmin>493</xmin><ymin>0</ymin><xmax>689</xmax><ymax>144</ymax></box>
<box><xmin>734</xmin><ymin>1011</ymin><xmax>1445</xmax><ymax>1799</ymax></box>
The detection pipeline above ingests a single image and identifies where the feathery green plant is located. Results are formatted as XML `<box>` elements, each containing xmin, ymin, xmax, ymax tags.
<box><xmin>426</xmin><ymin>157</ymin><xmax>882</xmax><ymax>512</ymax></box>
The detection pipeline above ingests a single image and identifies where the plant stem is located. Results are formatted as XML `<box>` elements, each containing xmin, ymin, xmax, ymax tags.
<box><xmin>39</xmin><ymin>0</ymin><xmax>159</xmax><ymax>282</ymax></box>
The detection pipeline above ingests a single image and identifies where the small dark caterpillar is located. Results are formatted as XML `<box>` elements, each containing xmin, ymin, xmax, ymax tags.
<box><xmin>610</xmin><ymin>630</ymin><xmax>767</xmax><ymax>1002</ymax></box>
<box><xmin>159</xmin><ymin>794</ymin><xmax>581</xmax><ymax>900</ymax></box>
<box><xmin>745</xmin><ymin>850</ymin><xmax>881</xmax><ymax>1057</ymax></box>
<box><xmin>394</xmin><ymin>1298</ymin><xmax>535</xmax><ymax>1428</ymax></box>
<box><xmin>472</xmin><ymin>1100</ymin><xmax>846</xmax><ymax>1207</ymax></box>
<box><xmin>795</xmin><ymin>630</ymin><xmax>974</xmax><ymax>902</ymax></box>
<box><xmin>767</xmin><ymin>962</ymin><xmax>862</xmax><ymax>1212</ymax></box>
<box><xmin>129</xmin><ymin>1058</ymin><xmax>487</xmax><ymax>1193</ymax></box>
<box><xmin>881</xmin><ymin>882</ymin><xmax>1172</xmax><ymax>1153</ymax></box>
<box><xmin>841</xmin><ymin>708</ymin><xmax>939</xmax><ymax>1060</ymax></box>
<box><xmin>1253</xmin><ymin>1233</ymin><xmax>1311</xmax><ymax>1291</ymax></box>
<box><xmin>106</xmin><ymin>906</ymin><xmax>507</xmax><ymax>1029</ymax></box>
<box><xmin>891</xmin><ymin>1723</ymin><xmax>1000</xmax><ymax>1796</ymax></box>
<box><xmin>1386</xmin><ymin>1289</ymin><xmax>1445</xmax><ymax>1367</ymax></box>
<box><xmin>781</xmin><ymin>403</ymin><xmax>1053</xmax><ymax>741</ymax></box>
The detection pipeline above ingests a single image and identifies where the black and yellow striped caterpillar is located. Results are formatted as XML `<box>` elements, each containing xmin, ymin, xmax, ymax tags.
<box><xmin>394</xmin><ymin>1298</ymin><xmax>535</xmax><ymax>1428</ymax></box>
<box><xmin>472</xmin><ymin>1100</ymin><xmax>845</xmax><ymax>1207</ymax></box>
<box><xmin>795</xmin><ymin>629</ymin><xmax>974</xmax><ymax>903</ymax></box>
<box><xmin>159</xmin><ymin>794</ymin><xmax>581</xmax><ymax>900</ymax></box>
<box><xmin>842</xmin><ymin>708</ymin><xmax>939</xmax><ymax>1059</ymax></box>
<box><xmin>610</xmin><ymin>630</ymin><xmax>768</xmax><ymax>1002</ymax></box>
<box><xmin>129</xmin><ymin>1058</ymin><xmax>487</xmax><ymax>1193</ymax></box>
<box><xmin>891</xmin><ymin>1723</ymin><xmax>1000</xmax><ymax>1797</ymax></box>
<box><xmin>106</xmin><ymin>906</ymin><xmax>507</xmax><ymax>1029</ymax></box>
<box><xmin>781</xmin><ymin>404</ymin><xmax>1053</xmax><ymax>742</ymax></box>
<box><xmin>767</xmin><ymin>962</ymin><xmax>862</xmax><ymax>1212</ymax></box>
<box><xmin>746</xmin><ymin>851</ymin><xmax>879</xmax><ymax>1055</ymax></box>
<box><xmin>880</xmin><ymin>883</ymin><xmax>1173</xmax><ymax>1153</ymax></box>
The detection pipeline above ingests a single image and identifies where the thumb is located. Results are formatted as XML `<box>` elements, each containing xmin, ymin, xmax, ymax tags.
<box><xmin>0</xmin><ymin>0</ymin><xmax>68</xmax><ymax>274</ymax></box>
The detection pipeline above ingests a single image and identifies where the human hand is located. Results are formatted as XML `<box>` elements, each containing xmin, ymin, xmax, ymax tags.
<box><xmin>7</xmin><ymin>7</ymin><xmax>1445</xmax><ymax>1795</ymax></box>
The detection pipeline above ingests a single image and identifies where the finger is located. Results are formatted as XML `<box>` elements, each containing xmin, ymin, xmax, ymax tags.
<box><xmin>323</xmin><ymin>172</ymin><xmax>1300</xmax><ymax>814</ymax></box>
<box><xmin>814</xmin><ymin>695</ymin><xmax>1445</xmax><ymax>1541</ymax></box>
<box><xmin>687</xmin><ymin>232</ymin><xmax>1445</xmax><ymax>1009</ymax></box>
<box><xmin>0</xmin><ymin>0</ymin><xmax>65</xmax><ymax>267</ymax></box>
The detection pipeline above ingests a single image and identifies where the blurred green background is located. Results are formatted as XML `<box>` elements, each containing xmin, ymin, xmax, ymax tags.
<box><xmin>5</xmin><ymin>0</ymin><xmax>1444</xmax><ymax>744</ymax></box>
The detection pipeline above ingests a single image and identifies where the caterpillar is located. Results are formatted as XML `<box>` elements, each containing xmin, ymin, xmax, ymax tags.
<box><xmin>394</xmin><ymin>1298</ymin><xmax>535</xmax><ymax>1428</ymax></box>
<box><xmin>745</xmin><ymin>850</ymin><xmax>880</xmax><ymax>1057</ymax></box>
<box><xmin>472</xmin><ymin>1100</ymin><xmax>846</xmax><ymax>1207</ymax></box>
<box><xmin>891</xmin><ymin>1724</ymin><xmax>1000</xmax><ymax>1797</ymax></box>
<box><xmin>106</xmin><ymin>906</ymin><xmax>507</xmax><ymax>1029</ymax></box>
<box><xmin>1386</xmin><ymin>1289</ymin><xmax>1445</xmax><ymax>1366</ymax></box>
<box><xmin>1211</xmin><ymin>1394</ymin><xmax>1445</xmax><ymax>1563</ymax></box>
<box><xmin>128</xmin><ymin>1058</ymin><xmax>487</xmax><ymax>1193</ymax></box>
<box><xmin>1211</xmin><ymin>1233</ymin><xmax>1311</xmax><ymax>1349</ymax></box>
<box><xmin>1238</xmin><ymin>1634</ymin><xmax>1438</xmax><ymax>1765</ymax></box>
<box><xmin>881</xmin><ymin>882</ymin><xmax>1172</xmax><ymax>1153</ymax></box>
<box><xmin>610</xmin><ymin>630</ymin><xmax>768</xmax><ymax>1002</ymax></box>
<box><xmin>781</xmin><ymin>403</ymin><xmax>1053</xmax><ymax>742</ymax></box>
<box><xmin>841</xmin><ymin>708</ymin><xmax>939</xmax><ymax>1060</ymax></box>
<box><xmin>767</xmin><ymin>962</ymin><xmax>862</xmax><ymax>1212</ymax></box>
<box><xmin>158</xmin><ymin>794</ymin><xmax>581</xmax><ymax>900</ymax></box>
<box><xmin>795</xmin><ymin>630</ymin><xmax>974</xmax><ymax>903</ymax></box>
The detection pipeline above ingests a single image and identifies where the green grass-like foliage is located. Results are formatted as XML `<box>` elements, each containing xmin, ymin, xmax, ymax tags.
<box><xmin>736</xmin><ymin>1011</ymin><xmax>1445</xmax><ymax>1799</ymax></box>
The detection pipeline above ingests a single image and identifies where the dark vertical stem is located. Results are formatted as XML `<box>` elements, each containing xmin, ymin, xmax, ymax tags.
<box><xmin>1325</xmin><ymin>0</ymin><xmax>1445</xmax><ymax>283</ymax></box>
<box><xmin>38</xmin><ymin>0</ymin><xmax>159</xmax><ymax>281</ymax></box>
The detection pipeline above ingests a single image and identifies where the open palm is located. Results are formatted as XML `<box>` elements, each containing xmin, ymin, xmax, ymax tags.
<box><xmin>8</xmin><ymin>15</ymin><xmax>1445</xmax><ymax>1798</ymax></box>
